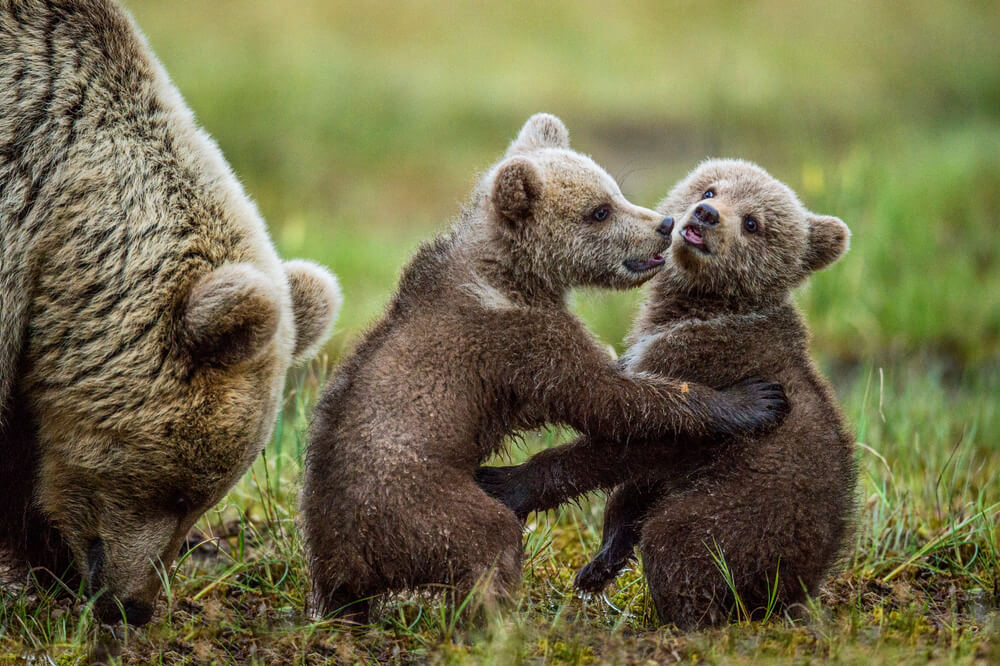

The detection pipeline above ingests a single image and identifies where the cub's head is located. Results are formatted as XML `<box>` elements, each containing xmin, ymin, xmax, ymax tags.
<box><xmin>484</xmin><ymin>113</ymin><xmax>674</xmax><ymax>291</ymax></box>
<box><xmin>655</xmin><ymin>159</ymin><xmax>849</xmax><ymax>303</ymax></box>
<box><xmin>35</xmin><ymin>260</ymin><xmax>340</xmax><ymax>625</ymax></box>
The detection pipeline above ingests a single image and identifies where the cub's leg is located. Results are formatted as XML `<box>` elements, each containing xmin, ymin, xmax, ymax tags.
<box><xmin>475</xmin><ymin>436</ymin><xmax>688</xmax><ymax>521</ymax></box>
<box><xmin>477</xmin><ymin>435</ymin><xmax>627</xmax><ymax>520</ymax></box>
<box><xmin>310</xmin><ymin>474</ymin><xmax>523</xmax><ymax>621</ymax></box>
<box><xmin>475</xmin><ymin>435</ymin><xmax>672</xmax><ymax>520</ymax></box>
<box><xmin>639</xmin><ymin>479</ymin><xmax>790</xmax><ymax>630</ymax></box>
<box><xmin>316</xmin><ymin>589</ymin><xmax>373</xmax><ymax>625</ymax></box>
<box><xmin>427</xmin><ymin>479</ymin><xmax>524</xmax><ymax>614</ymax></box>
<box><xmin>307</xmin><ymin>537</ymin><xmax>379</xmax><ymax>623</ymax></box>
<box><xmin>575</xmin><ymin>480</ymin><xmax>664</xmax><ymax>594</ymax></box>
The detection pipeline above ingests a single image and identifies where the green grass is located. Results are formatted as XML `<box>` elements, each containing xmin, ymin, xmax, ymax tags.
<box><xmin>2</xmin><ymin>0</ymin><xmax>999</xmax><ymax>663</ymax></box>
<box><xmin>5</xmin><ymin>365</ymin><xmax>996</xmax><ymax>664</ymax></box>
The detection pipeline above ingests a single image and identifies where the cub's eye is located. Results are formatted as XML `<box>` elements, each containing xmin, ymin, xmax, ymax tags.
<box><xmin>591</xmin><ymin>205</ymin><xmax>611</xmax><ymax>222</ymax></box>
<box><xmin>743</xmin><ymin>216</ymin><xmax>759</xmax><ymax>233</ymax></box>
<box><xmin>701</xmin><ymin>188</ymin><xmax>715</xmax><ymax>199</ymax></box>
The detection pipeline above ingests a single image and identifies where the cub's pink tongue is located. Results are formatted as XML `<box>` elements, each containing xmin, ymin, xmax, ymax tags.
<box><xmin>683</xmin><ymin>226</ymin><xmax>704</xmax><ymax>245</ymax></box>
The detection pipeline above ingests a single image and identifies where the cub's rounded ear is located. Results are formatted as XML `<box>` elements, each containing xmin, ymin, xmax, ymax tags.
<box><xmin>803</xmin><ymin>215</ymin><xmax>851</xmax><ymax>272</ymax></box>
<box><xmin>491</xmin><ymin>156</ymin><xmax>543</xmax><ymax>226</ymax></box>
<box><xmin>181</xmin><ymin>264</ymin><xmax>280</xmax><ymax>368</ymax></box>
<box><xmin>506</xmin><ymin>113</ymin><xmax>570</xmax><ymax>155</ymax></box>
<box><xmin>284</xmin><ymin>260</ymin><xmax>342</xmax><ymax>363</ymax></box>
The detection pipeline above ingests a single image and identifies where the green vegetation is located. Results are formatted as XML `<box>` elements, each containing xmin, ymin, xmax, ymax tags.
<box><xmin>2</xmin><ymin>0</ymin><xmax>998</xmax><ymax>662</ymax></box>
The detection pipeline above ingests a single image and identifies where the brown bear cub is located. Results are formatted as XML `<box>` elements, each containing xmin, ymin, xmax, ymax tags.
<box><xmin>477</xmin><ymin>159</ymin><xmax>855</xmax><ymax>629</ymax></box>
<box><xmin>302</xmin><ymin>119</ymin><xmax>789</xmax><ymax>622</ymax></box>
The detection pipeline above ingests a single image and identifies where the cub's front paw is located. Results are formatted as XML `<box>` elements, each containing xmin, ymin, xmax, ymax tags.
<box><xmin>474</xmin><ymin>465</ymin><xmax>514</xmax><ymax>500</ymax></box>
<box><xmin>474</xmin><ymin>465</ymin><xmax>534</xmax><ymax>521</ymax></box>
<box><xmin>574</xmin><ymin>555</ymin><xmax>621</xmax><ymax>594</ymax></box>
<box><xmin>715</xmin><ymin>377</ymin><xmax>789</xmax><ymax>438</ymax></box>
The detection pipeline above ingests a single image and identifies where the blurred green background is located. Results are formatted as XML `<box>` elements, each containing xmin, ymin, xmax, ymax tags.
<box><xmin>125</xmin><ymin>0</ymin><xmax>1000</xmax><ymax>370</ymax></box>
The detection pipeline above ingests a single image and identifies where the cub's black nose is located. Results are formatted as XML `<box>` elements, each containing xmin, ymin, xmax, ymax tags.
<box><xmin>693</xmin><ymin>203</ymin><xmax>720</xmax><ymax>226</ymax></box>
<box><xmin>657</xmin><ymin>216</ymin><xmax>674</xmax><ymax>236</ymax></box>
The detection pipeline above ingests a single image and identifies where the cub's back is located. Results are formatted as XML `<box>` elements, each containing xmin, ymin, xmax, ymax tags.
<box><xmin>305</xmin><ymin>236</ymin><xmax>505</xmax><ymax>478</ymax></box>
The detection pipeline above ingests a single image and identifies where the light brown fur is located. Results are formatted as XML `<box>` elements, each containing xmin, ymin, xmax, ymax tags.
<box><xmin>302</xmin><ymin>119</ymin><xmax>788</xmax><ymax>622</ymax></box>
<box><xmin>478</xmin><ymin>159</ymin><xmax>855</xmax><ymax>628</ymax></box>
<box><xmin>0</xmin><ymin>0</ymin><xmax>340</xmax><ymax>624</ymax></box>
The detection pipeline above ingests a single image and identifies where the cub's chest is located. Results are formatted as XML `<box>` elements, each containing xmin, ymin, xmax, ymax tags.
<box><xmin>622</xmin><ymin>316</ymin><xmax>772</xmax><ymax>385</ymax></box>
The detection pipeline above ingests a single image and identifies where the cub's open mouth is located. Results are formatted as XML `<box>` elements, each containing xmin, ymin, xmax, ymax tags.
<box><xmin>682</xmin><ymin>225</ymin><xmax>710</xmax><ymax>253</ymax></box>
<box><xmin>624</xmin><ymin>255</ymin><xmax>665</xmax><ymax>273</ymax></box>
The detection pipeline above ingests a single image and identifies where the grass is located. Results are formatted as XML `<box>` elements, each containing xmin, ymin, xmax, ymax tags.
<box><xmin>4</xmin><ymin>364</ymin><xmax>997</xmax><ymax>663</ymax></box>
<box><xmin>2</xmin><ymin>0</ymin><xmax>999</xmax><ymax>663</ymax></box>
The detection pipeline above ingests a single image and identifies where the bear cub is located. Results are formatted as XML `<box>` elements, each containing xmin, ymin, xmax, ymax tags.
<box><xmin>301</xmin><ymin>119</ymin><xmax>788</xmax><ymax>622</ymax></box>
<box><xmin>478</xmin><ymin>159</ymin><xmax>855</xmax><ymax>629</ymax></box>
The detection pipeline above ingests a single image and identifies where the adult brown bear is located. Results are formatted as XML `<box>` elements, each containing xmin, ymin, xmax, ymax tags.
<box><xmin>0</xmin><ymin>0</ymin><xmax>341</xmax><ymax>625</ymax></box>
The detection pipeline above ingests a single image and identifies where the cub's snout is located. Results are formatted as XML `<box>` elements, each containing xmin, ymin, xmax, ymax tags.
<box><xmin>657</xmin><ymin>216</ymin><xmax>675</xmax><ymax>237</ymax></box>
<box><xmin>691</xmin><ymin>203</ymin><xmax>720</xmax><ymax>226</ymax></box>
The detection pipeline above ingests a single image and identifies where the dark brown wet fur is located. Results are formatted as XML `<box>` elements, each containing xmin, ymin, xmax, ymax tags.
<box><xmin>301</xmin><ymin>122</ymin><xmax>789</xmax><ymax>622</ymax></box>
<box><xmin>477</xmin><ymin>159</ymin><xmax>855</xmax><ymax>629</ymax></box>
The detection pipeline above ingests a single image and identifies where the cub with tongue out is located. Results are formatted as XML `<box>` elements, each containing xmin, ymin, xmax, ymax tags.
<box><xmin>476</xmin><ymin>158</ymin><xmax>855</xmax><ymax>629</ymax></box>
<box><xmin>301</xmin><ymin>119</ymin><xmax>789</xmax><ymax>622</ymax></box>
